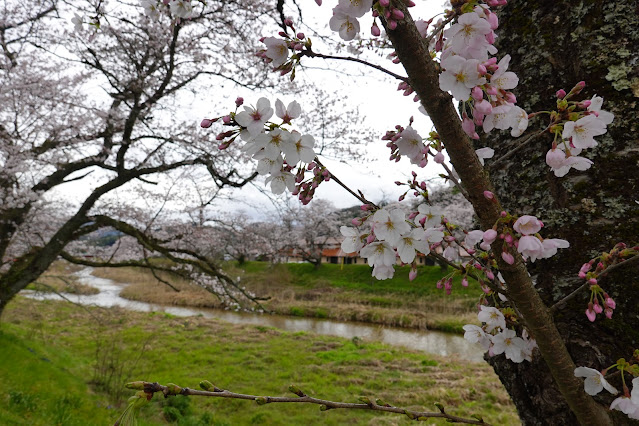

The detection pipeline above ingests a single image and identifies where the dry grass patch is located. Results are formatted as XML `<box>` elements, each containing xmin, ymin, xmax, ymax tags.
<box><xmin>30</xmin><ymin>261</ymin><xmax>98</xmax><ymax>295</ymax></box>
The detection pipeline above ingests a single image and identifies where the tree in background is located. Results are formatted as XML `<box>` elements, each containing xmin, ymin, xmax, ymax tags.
<box><xmin>0</xmin><ymin>0</ymin><xmax>276</xmax><ymax>314</ymax></box>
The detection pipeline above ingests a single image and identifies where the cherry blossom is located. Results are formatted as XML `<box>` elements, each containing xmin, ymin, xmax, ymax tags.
<box><xmin>545</xmin><ymin>148</ymin><xmax>593</xmax><ymax>177</ymax></box>
<box><xmin>562</xmin><ymin>115</ymin><xmax>607</xmax><ymax>150</ymax></box>
<box><xmin>372</xmin><ymin>208</ymin><xmax>410</xmax><ymax>244</ymax></box>
<box><xmin>587</xmin><ymin>95</ymin><xmax>614</xmax><ymax>125</ymax></box>
<box><xmin>439</xmin><ymin>56</ymin><xmax>486</xmax><ymax>101</ymax></box>
<box><xmin>513</xmin><ymin>215</ymin><xmax>543</xmax><ymax>235</ymax></box>
<box><xmin>477</xmin><ymin>306</ymin><xmax>506</xmax><ymax>332</ymax></box>
<box><xmin>463</xmin><ymin>324</ymin><xmax>491</xmax><ymax>350</ymax></box>
<box><xmin>415</xmin><ymin>204</ymin><xmax>443</xmax><ymax>229</ymax></box>
<box><xmin>610</xmin><ymin>397</ymin><xmax>639</xmax><ymax>419</ymax></box>
<box><xmin>283</xmin><ymin>132</ymin><xmax>315</xmax><ymax>164</ymax></box>
<box><xmin>263</xmin><ymin>38</ymin><xmax>289</xmax><ymax>68</ymax></box>
<box><xmin>475</xmin><ymin>147</ymin><xmax>495</xmax><ymax>165</ymax></box>
<box><xmin>360</xmin><ymin>241</ymin><xmax>395</xmax><ymax>267</ymax></box>
<box><xmin>337</xmin><ymin>0</ymin><xmax>372</xmax><ymax>18</ymax></box>
<box><xmin>443</xmin><ymin>12</ymin><xmax>492</xmax><ymax>60</ymax></box>
<box><xmin>340</xmin><ymin>226</ymin><xmax>365</xmax><ymax>253</ymax></box>
<box><xmin>517</xmin><ymin>235</ymin><xmax>544</xmax><ymax>261</ymax></box>
<box><xmin>275</xmin><ymin>99</ymin><xmax>301</xmax><ymax>124</ymax></box>
<box><xmin>395</xmin><ymin>126</ymin><xmax>425</xmax><ymax>164</ymax></box>
<box><xmin>395</xmin><ymin>228</ymin><xmax>429</xmax><ymax>263</ymax></box>
<box><xmin>235</xmin><ymin>98</ymin><xmax>274</xmax><ymax>136</ymax></box>
<box><xmin>329</xmin><ymin>7</ymin><xmax>360</xmax><ymax>41</ymax></box>
<box><xmin>491</xmin><ymin>329</ymin><xmax>526</xmax><ymax>363</ymax></box>
<box><xmin>573</xmin><ymin>367</ymin><xmax>618</xmax><ymax>396</ymax></box>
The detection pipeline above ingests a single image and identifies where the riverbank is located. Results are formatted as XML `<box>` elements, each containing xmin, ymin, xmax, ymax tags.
<box><xmin>91</xmin><ymin>262</ymin><xmax>480</xmax><ymax>334</ymax></box>
<box><xmin>0</xmin><ymin>297</ymin><xmax>518</xmax><ymax>425</ymax></box>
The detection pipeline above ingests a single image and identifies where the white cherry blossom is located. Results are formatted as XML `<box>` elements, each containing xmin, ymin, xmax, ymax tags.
<box><xmin>329</xmin><ymin>7</ymin><xmax>360</xmax><ymax>41</ymax></box>
<box><xmin>439</xmin><ymin>56</ymin><xmax>486</xmax><ymax>101</ymax></box>
<box><xmin>477</xmin><ymin>305</ymin><xmax>506</xmax><ymax>332</ymax></box>
<box><xmin>340</xmin><ymin>226</ymin><xmax>365</xmax><ymax>253</ymax></box>
<box><xmin>574</xmin><ymin>367</ymin><xmax>618</xmax><ymax>396</ymax></box>
<box><xmin>395</xmin><ymin>126</ymin><xmax>425</xmax><ymax>163</ymax></box>
<box><xmin>491</xmin><ymin>329</ymin><xmax>526</xmax><ymax>363</ymax></box>
<box><xmin>235</xmin><ymin>98</ymin><xmax>274</xmax><ymax>137</ymax></box>
<box><xmin>372</xmin><ymin>209</ymin><xmax>410</xmax><ymax>245</ymax></box>
<box><xmin>263</xmin><ymin>38</ymin><xmax>289</xmax><ymax>68</ymax></box>
<box><xmin>562</xmin><ymin>115</ymin><xmax>607</xmax><ymax>149</ymax></box>
<box><xmin>337</xmin><ymin>0</ymin><xmax>372</xmax><ymax>18</ymax></box>
<box><xmin>395</xmin><ymin>228</ymin><xmax>429</xmax><ymax>263</ymax></box>
<box><xmin>360</xmin><ymin>241</ymin><xmax>395</xmax><ymax>267</ymax></box>
<box><xmin>275</xmin><ymin>99</ymin><xmax>301</xmax><ymax>123</ymax></box>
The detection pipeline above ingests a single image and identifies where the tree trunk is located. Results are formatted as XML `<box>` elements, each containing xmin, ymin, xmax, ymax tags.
<box><xmin>485</xmin><ymin>1</ymin><xmax>639</xmax><ymax>423</ymax></box>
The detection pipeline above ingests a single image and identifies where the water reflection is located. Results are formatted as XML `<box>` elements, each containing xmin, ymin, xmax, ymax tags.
<box><xmin>23</xmin><ymin>268</ymin><xmax>483</xmax><ymax>363</ymax></box>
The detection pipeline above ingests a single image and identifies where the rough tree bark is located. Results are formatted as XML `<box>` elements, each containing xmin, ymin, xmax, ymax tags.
<box><xmin>484</xmin><ymin>1</ymin><xmax>639</xmax><ymax>424</ymax></box>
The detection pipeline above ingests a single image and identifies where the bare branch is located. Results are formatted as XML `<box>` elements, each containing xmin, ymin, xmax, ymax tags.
<box><xmin>125</xmin><ymin>381</ymin><xmax>489</xmax><ymax>425</ymax></box>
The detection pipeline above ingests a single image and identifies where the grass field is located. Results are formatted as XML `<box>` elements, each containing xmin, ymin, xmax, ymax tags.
<box><xmin>91</xmin><ymin>261</ymin><xmax>481</xmax><ymax>333</ymax></box>
<box><xmin>0</xmin><ymin>297</ymin><xmax>518</xmax><ymax>425</ymax></box>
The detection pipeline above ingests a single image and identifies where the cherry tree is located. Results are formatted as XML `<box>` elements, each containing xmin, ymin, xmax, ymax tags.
<box><xmin>186</xmin><ymin>0</ymin><xmax>638</xmax><ymax>424</ymax></box>
<box><xmin>0</xmin><ymin>0</ymin><xmax>284</xmax><ymax>313</ymax></box>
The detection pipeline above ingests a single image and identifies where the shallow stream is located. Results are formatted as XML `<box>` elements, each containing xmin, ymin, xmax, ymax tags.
<box><xmin>23</xmin><ymin>268</ymin><xmax>482</xmax><ymax>363</ymax></box>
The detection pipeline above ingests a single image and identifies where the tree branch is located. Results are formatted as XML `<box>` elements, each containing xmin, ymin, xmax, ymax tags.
<box><xmin>299</xmin><ymin>49</ymin><xmax>408</xmax><ymax>82</ymax></box>
<box><xmin>550</xmin><ymin>253</ymin><xmax>639</xmax><ymax>314</ymax></box>
<box><xmin>125</xmin><ymin>381</ymin><xmax>489</xmax><ymax>425</ymax></box>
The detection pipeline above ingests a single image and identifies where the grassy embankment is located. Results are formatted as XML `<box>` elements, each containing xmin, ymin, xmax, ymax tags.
<box><xmin>91</xmin><ymin>262</ymin><xmax>481</xmax><ymax>333</ymax></box>
<box><xmin>0</xmin><ymin>297</ymin><xmax>518</xmax><ymax>425</ymax></box>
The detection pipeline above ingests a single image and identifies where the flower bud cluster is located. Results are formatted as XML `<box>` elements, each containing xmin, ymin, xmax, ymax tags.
<box><xmin>257</xmin><ymin>19</ymin><xmax>310</xmax><ymax>80</ymax></box>
<box><xmin>578</xmin><ymin>242</ymin><xmax>637</xmax><ymax>322</ymax></box>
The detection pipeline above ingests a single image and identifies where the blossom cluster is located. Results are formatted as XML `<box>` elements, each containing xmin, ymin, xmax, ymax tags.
<box><xmin>340</xmin><ymin>203</ymin><xmax>446</xmax><ymax>280</ymax></box>
<box><xmin>201</xmin><ymin>98</ymin><xmax>323</xmax><ymax>202</ymax></box>
<box><xmin>437</xmin><ymin>5</ymin><xmax>528</xmax><ymax>141</ymax></box>
<box><xmin>545</xmin><ymin>89</ymin><xmax>614</xmax><ymax>177</ymax></box>
<box><xmin>463</xmin><ymin>306</ymin><xmax>536</xmax><ymax>363</ymax></box>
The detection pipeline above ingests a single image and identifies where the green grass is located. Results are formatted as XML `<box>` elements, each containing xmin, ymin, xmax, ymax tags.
<box><xmin>236</xmin><ymin>262</ymin><xmax>477</xmax><ymax>298</ymax></box>
<box><xmin>0</xmin><ymin>297</ymin><xmax>518</xmax><ymax>425</ymax></box>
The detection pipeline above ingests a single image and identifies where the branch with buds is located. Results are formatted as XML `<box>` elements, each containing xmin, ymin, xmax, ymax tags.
<box><xmin>119</xmin><ymin>381</ymin><xmax>489</xmax><ymax>425</ymax></box>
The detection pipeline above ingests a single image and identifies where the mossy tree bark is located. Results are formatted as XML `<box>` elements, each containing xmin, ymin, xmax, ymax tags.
<box><xmin>483</xmin><ymin>1</ymin><xmax>639</xmax><ymax>424</ymax></box>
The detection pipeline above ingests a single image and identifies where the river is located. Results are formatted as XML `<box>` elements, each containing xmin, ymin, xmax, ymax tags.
<box><xmin>23</xmin><ymin>267</ymin><xmax>483</xmax><ymax>363</ymax></box>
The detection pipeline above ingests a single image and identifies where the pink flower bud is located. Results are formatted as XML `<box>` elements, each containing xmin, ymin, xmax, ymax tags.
<box><xmin>475</xmin><ymin>100</ymin><xmax>493</xmax><ymax>115</ymax></box>
<box><xmin>504</xmin><ymin>92</ymin><xmax>517</xmax><ymax>104</ymax></box>
<box><xmin>222</xmin><ymin>115</ymin><xmax>231</xmax><ymax>124</ymax></box>
<box><xmin>593</xmin><ymin>300</ymin><xmax>603</xmax><ymax>314</ymax></box>
<box><xmin>483</xmin><ymin>190</ymin><xmax>494</xmax><ymax>200</ymax></box>
<box><xmin>556</xmin><ymin>89</ymin><xmax>566</xmax><ymax>99</ymax></box>
<box><xmin>379</xmin><ymin>0</ymin><xmax>389</xmax><ymax>6</ymax></box>
<box><xmin>477</xmin><ymin>63</ymin><xmax>487</xmax><ymax>75</ymax></box>
<box><xmin>366</xmin><ymin>234</ymin><xmax>376</xmax><ymax>244</ymax></box>
<box><xmin>485</xmin><ymin>31</ymin><xmax>495</xmax><ymax>44</ymax></box>
<box><xmin>434</xmin><ymin>152</ymin><xmax>445</xmax><ymax>163</ymax></box>
<box><xmin>483</xmin><ymin>229</ymin><xmax>498</xmax><ymax>244</ymax></box>
<box><xmin>486</xmin><ymin>270</ymin><xmax>495</xmax><ymax>280</ymax></box>
<box><xmin>235</xmin><ymin>97</ymin><xmax>244</xmax><ymax>107</ymax></box>
<box><xmin>578</xmin><ymin>271</ymin><xmax>586</xmax><ymax>279</ymax></box>
<box><xmin>580</xmin><ymin>100</ymin><xmax>592</xmax><ymax>108</ymax></box>
<box><xmin>200</xmin><ymin>119</ymin><xmax>214</xmax><ymax>128</ymax></box>
<box><xmin>297</xmin><ymin>32</ymin><xmax>305</xmax><ymax>39</ymax></box>
<box><xmin>486</xmin><ymin>85</ymin><xmax>498</xmax><ymax>96</ymax></box>
<box><xmin>391</xmin><ymin>9</ymin><xmax>404</xmax><ymax>19</ymax></box>
<box><xmin>585</xmin><ymin>308</ymin><xmax>596</xmax><ymax>322</ymax></box>
<box><xmin>315</xmin><ymin>0</ymin><xmax>322</xmax><ymax>5</ymax></box>
<box><xmin>409</xmin><ymin>269</ymin><xmax>418</xmax><ymax>281</ymax></box>
<box><xmin>371</xmin><ymin>23</ymin><xmax>381</xmax><ymax>37</ymax></box>
<box><xmin>388</xmin><ymin>20</ymin><xmax>397</xmax><ymax>30</ymax></box>
<box><xmin>461</xmin><ymin>277</ymin><xmax>469</xmax><ymax>287</ymax></box>
<box><xmin>605</xmin><ymin>297</ymin><xmax>616</xmax><ymax>309</ymax></box>
<box><xmin>605</xmin><ymin>308</ymin><xmax>613</xmax><ymax>319</ymax></box>
<box><xmin>502</xmin><ymin>251</ymin><xmax>514</xmax><ymax>265</ymax></box>
<box><xmin>588</xmin><ymin>278</ymin><xmax>597</xmax><ymax>286</ymax></box>
<box><xmin>351</xmin><ymin>218</ymin><xmax>362</xmax><ymax>226</ymax></box>
<box><xmin>471</xmin><ymin>86</ymin><xmax>483</xmax><ymax>101</ymax></box>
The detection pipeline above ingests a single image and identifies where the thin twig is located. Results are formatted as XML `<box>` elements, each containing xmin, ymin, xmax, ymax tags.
<box><xmin>127</xmin><ymin>381</ymin><xmax>489</xmax><ymax>425</ymax></box>
<box><xmin>299</xmin><ymin>50</ymin><xmax>408</xmax><ymax>82</ymax></box>
<box><xmin>550</xmin><ymin>254</ymin><xmax>639</xmax><ymax>314</ymax></box>
<box><xmin>314</xmin><ymin>158</ymin><xmax>378</xmax><ymax>208</ymax></box>
<box><xmin>488</xmin><ymin>127</ymin><xmax>549</xmax><ymax>171</ymax></box>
